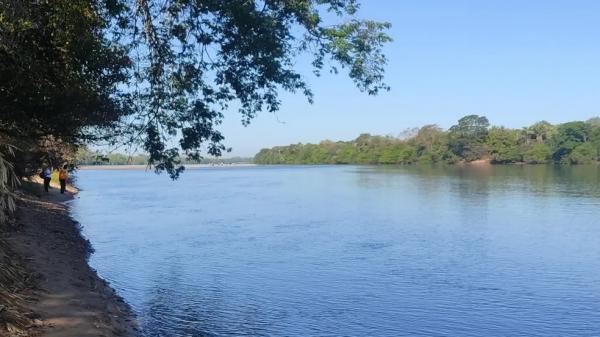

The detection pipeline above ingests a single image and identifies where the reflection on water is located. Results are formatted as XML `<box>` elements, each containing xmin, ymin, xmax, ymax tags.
<box><xmin>72</xmin><ymin>165</ymin><xmax>600</xmax><ymax>336</ymax></box>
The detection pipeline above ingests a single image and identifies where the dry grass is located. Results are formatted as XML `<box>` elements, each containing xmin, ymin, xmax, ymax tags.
<box><xmin>0</xmin><ymin>238</ymin><xmax>36</xmax><ymax>336</ymax></box>
<box><xmin>0</xmin><ymin>145</ymin><xmax>36</xmax><ymax>336</ymax></box>
<box><xmin>0</xmin><ymin>145</ymin><xmax>19</xmax><ymax>225</ymax></box>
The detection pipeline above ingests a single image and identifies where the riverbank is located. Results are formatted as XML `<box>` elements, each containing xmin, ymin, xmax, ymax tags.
<box><xmin>0</xmin><ymin>181</ymin><xmax>138</xmax><ymax>336</ymax></box>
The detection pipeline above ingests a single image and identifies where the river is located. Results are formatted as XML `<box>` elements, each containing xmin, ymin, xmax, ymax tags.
<box><xmin>72</xmin><ymin>165</ymin><xmax>600</xmax><ymax>336</ymax></box>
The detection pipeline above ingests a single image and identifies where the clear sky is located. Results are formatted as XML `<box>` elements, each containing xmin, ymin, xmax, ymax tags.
<box><xmin>219</xmin><ymin>0</ymin><xmax>600</xmax><ymax>157</ymax></box>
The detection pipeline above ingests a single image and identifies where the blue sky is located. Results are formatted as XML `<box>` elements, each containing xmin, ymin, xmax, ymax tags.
<box><xmin>219</xmin><ymin>0</ymin><xmax>600</xmax><ymax>157</ymax></box>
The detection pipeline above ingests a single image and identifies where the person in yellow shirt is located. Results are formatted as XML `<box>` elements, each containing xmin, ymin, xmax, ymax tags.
<box><xmin>58</xmin><ymin>165</ymin><xmax>69</xmax><ymax>194</ymax></box>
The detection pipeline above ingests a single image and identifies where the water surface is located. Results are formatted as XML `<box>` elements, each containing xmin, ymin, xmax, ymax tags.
<box><xmin>72</xmin><ymin>165</ymin><xmax>600</xmax><ymax>336</ymax></box>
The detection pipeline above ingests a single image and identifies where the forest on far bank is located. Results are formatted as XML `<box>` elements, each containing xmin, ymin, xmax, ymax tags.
<box><xmin>75</xmin><ymin>149</ymin><xmax>252</xmax><ymax>166</ymax></box>
<box><xmin>254</xmin><ymin>115</ymin><xmax>600</xmax><ymax>165</ymax></box>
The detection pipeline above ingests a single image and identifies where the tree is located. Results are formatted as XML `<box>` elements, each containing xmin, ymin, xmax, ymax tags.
<box><xmin>486</xmin><ymin>127</ymin><xmax>521</xmax><ymax>163</ymax></box>
<box><xmin>1</xmin><ymin>0</ymin><xmax>392</xmax><ymax>178</ymax></box>
<box><xmin>253</xmin><ymin>116</ymin><xmax>600</xmax><ymax>166</ymax></box>
<box><xmin>552</xmin><ymin>121</ymin><xmax>591</xmax><ymax>162</ymax></box>
<box><xmin>378</xmin><ymin>145</ymin><xmax>401</xmax><ymax>164</ymax></box>
<box><xmin>335</xmin><ymin>143</ymin><xmax>358</xmax><ymax>164</ymax></box>
<box><xmin>586</xmin><ymin>117</ymin><xmax>600</xmax><ymax>160</ymax></box>
<box><xmin>524</xmin><ymin>121</ymin><xmax>555</xmax><ymax>145</ymax></box>
<box><xmin>1</xmin><ymin>0</ymin><xmax>131</xmax><ymax>174</ymax></box>
<box><xmin>448</xmin><ymin>115</ymin><xmax>490</xmax><ymax>161</ymax></box>
<box><xmin>0</xmin><ymin>0</ymin><xmax>130</xmax><ymax>140</ymax></box>
<box><xmin>523</xmin><ymin>143</ymin><xmax>552</xmax><ymax>164</ymax></box>
<box><xmin>354</xmin><ymin>134</ymin><xmax>385</xmax><ymax>164</ymax></box>
<box><xmin>586</xmin><ymin>117</ymin><xmax>600</xmax><ymax>127</ymax></box>
<box><xmin>378</xmin><ymin>143</ymin><xmax>416</xmax><ymax>164</ymax></box>
<box><xmin>566</xmin><ymin>142</ymin><xmax>596</xmax><ymax>164</ymax></box>
<box><xmin>121</xmin><ymin>0</ymin><xmax>391</xmax><ymax>177</ymax></box>
<box><xmin>413</xmin><ymin>124</ymin><xmax>449</xmax><ymax>163</ymax></box>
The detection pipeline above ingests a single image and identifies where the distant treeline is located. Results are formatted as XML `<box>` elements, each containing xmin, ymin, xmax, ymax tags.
<box><xmin>76</xmin><ymin>148</ymin><xmax>252</xmax><ymax>166</ymax></box>
<box><xmin>254</xmin><ymin>115</ymin><xmax>600</xmax><ymax>165</ymax></box>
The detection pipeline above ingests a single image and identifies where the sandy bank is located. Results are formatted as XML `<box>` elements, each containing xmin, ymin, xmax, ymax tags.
<box><xmin>1</xmin><ymin>182</ymin><xmax>138</xmax><ymax>336</ymax></box>
<box><xmin>466</xmin><ymin>159</ymin><xmax>492</xmax><ymax>166</ymax></box>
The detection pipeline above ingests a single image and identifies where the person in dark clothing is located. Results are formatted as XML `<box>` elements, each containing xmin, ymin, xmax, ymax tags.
<box><xmin>58</xmin><ymin>165</ymin><xmax>69</xmax><ymax>194</ymax></box>
<box><xmin>42</xmin><ymin>166</ymin><xmax>52</xmax><ymax>192</ymax></box>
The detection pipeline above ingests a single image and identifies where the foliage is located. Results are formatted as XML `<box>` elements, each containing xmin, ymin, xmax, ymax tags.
<box><xmin>523</xmin><ymin>143</ymin><xmax>552</xmax><ymax>164</ymax></box>
<box><xmin>76</xmin><ymin>147</ymin><xmax>149</xmax><ymax>165</ymax></box>
<box><xmin>0</xmin><ymin>0</ymin><xmax>130</xmax><ymax>143</ymax></box>
<box><xmin>75</xmin><ymin>147</ymin><xmax>251</xmax><ymax>165</ymax></box>
<box><xmin>552</xmin><ymin>121</ymin><xmax>590</xmax><ymax>163</ymax></box>
<box><xmin>254</xmin><ymin>116</ymin><xmax>600</xmax><ymax>166</ymax></box>
<box><xmin>412</xmin><ymin>125</ymin><xmax>451</xmax><ymax>163</ymax></box>
<box><xmin>1</xmin><ymin>0</ymin><xmax>391</xmax><ymax>179</ymax></box>
<box><xmin>448</xmin><ymin>115</ymin><xmax>490</xmax><ymax>161</ymax></box>
<box><xmin>565</xmin><ymin>142</ymin><xmax>596</xmax><ymax>164</ymax></box>
<box><xmin>524</xmin><ymin>121</ymin><xmax>555</xmax><ymax>145</ymax></box>
<box><xmin>486</xmin><ymin>127</ymin><xmax>521</xmax><ymax>163</ymax></box>
<box><xmin>1</xmin><ymin>0</ymin><xmax>131</xmax><ymax>178</ymax></box>
<box><xmin>112</xmin><ymin>0</ymin><xmax>391</xmax><ymax>178</ymax></box>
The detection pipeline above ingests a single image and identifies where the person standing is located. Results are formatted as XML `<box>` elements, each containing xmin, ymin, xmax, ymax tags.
<box><xmin>58</xmin><ymin>165</ymin><xmax>69</xmax><ymax>194</ymax></box>
<box><xmin>42</xmin><ymin>166</ymin><xmax>52</xmax><ymax>192</ymax></box>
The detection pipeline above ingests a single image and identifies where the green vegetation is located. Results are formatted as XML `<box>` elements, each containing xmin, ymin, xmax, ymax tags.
<box><xmin>75</xmin><ymin>148</ymin><xmax>251</xmax><ymax>166</ymax></box>
<box><xmin>75</xmin><ymin>148</ymin><xmax>151</xmax><ymax>166</ymax></box>
<box><xmin>254</xmin><ymin>115</ymin><xmax>600</xmax><ymax>165</ymax></box>
<box><xmin>1</xmin><ymin>0</ymin><xmax>390</xmax><ymax>179</ymax></box>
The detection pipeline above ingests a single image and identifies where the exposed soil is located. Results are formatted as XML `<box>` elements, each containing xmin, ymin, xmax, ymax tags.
<box><xmin>466</xmin><ymin>158</ymin><xmax>492</xmax><ymax>166</ymax></box>
<box><xmin>1</xmin><ymin>182</ymin><xmax>139</xmax><ymax>337</ymax></box>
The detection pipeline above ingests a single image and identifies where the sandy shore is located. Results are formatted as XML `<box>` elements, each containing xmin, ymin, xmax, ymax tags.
<box><xmin>1</xmin><ymin>182</ymin><xmax>138</xmax><ymax>336</ymax></box>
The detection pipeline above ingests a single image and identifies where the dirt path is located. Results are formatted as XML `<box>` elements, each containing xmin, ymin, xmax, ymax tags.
<box><xmin>5</xmin><ymin>183</ymin><xmax>139</xmax><ymax>336</ymax></box>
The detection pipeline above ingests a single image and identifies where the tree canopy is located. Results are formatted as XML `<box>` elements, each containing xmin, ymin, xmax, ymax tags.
<box><xmin>254</xmin><ymin>116</ymin><xmax>600</xmax><ymax>165</ymax></box>
<box><xmin>1</xmin><ymin>0</ymin><xmax>391</xmax><ymax>178</ymax></box>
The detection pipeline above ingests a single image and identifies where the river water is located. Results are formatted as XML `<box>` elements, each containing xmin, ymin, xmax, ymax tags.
<box><xmin>72</xmin><ymin>165</ymin><xmax>600</xmax><ymax>336</ymax></box>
